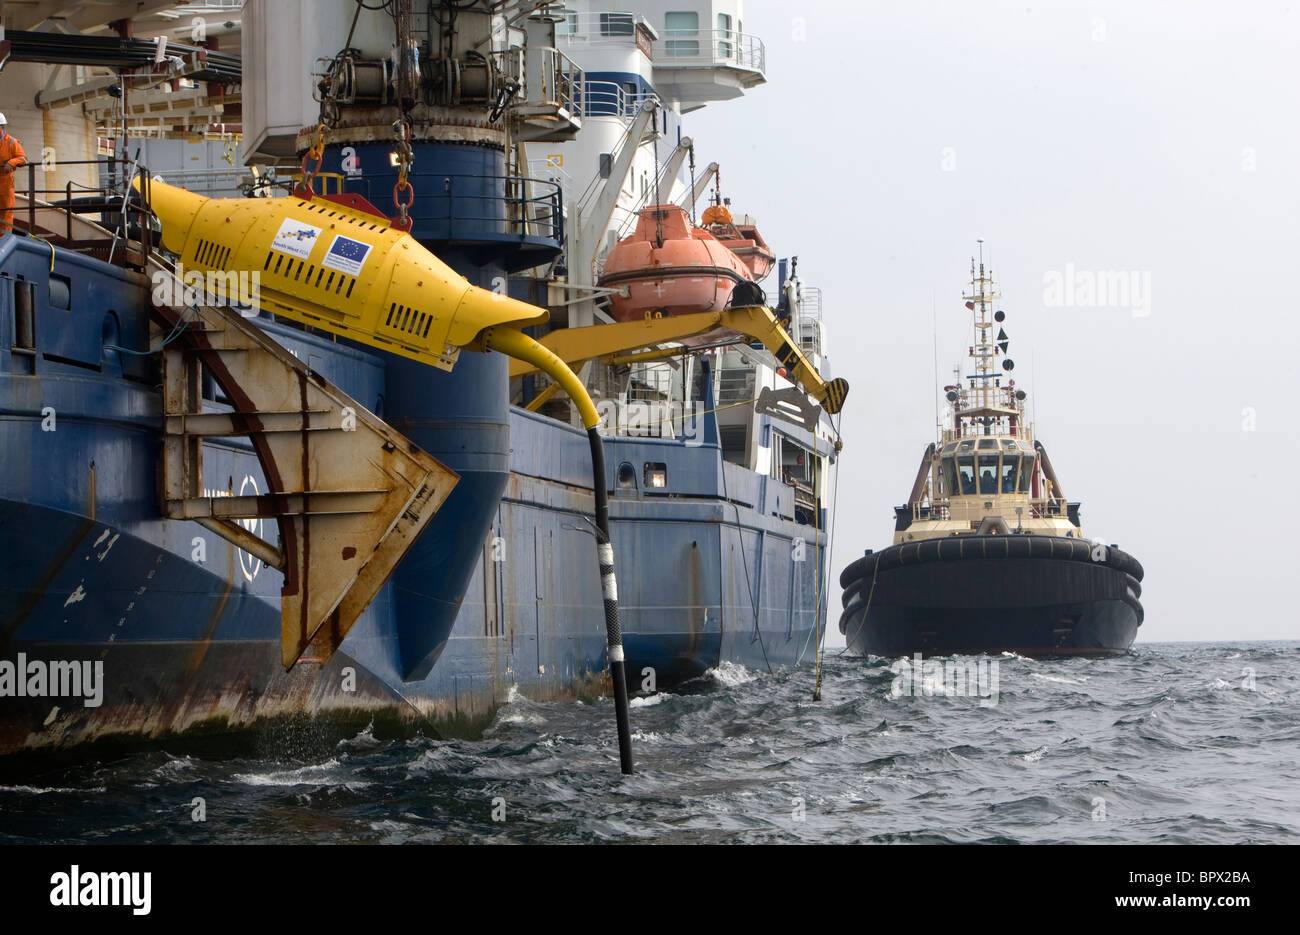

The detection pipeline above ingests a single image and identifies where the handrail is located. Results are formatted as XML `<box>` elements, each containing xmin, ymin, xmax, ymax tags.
<box><xmin>574</xmin><ymin>79</ymin><xmax>657</xmax><ymax>119</ymax></box>
<box><xmin>657</xmin><ymin>29</ymin><xmax>766</xmax><ymax>72</ymax></box>
<box><xmin>7</xmin><ymin>157</ymin><xmax>155</xmax><ymax>264</ymax></box>
<box><xmin>913</xmin><ymin>496</ymin><xmax>1068</xmax><ymax>522</ymax></box>
<box><xmin>556</xmin><ymin>13</ymin><xmax>765</xmax><ymax>73</ymax></box>
<box><xmin>340</xmin><ymin>171</ymin><xmax>564</xmax><ymax>243</ymax></box>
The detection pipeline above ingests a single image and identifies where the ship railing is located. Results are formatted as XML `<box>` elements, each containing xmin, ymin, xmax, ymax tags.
<box><xmin>340</xmin><ymin>171</ymin><xmax>564</xmax><ymax>244</ymax></box>
<box><xmin>574</xmin><ymin>79</ymin><xmax>658</xmax><ymax>120</ymax></box>
<box><xmin>657</xmin><ymin>29</ymin><xmax>766</xmax><ymax>73</ymax></box>
<box><xmin>555</xmin><ymin>11</ymin><xmax>644</xmax><ymax>44</ymax></box>
<box><xmin>917</xmin><ymin>496</ymin><xmax>1068</xmax><ymax>523</ymax></box>
<box><xmin>939</xmin><ymin>423</ymin><xmax>1036</xmax><ymax>446</ymax></box>
<box><xmin>526</xmin><ymin>158</ymin><xmax>575</xmax><ymax>202</ymax></box>
<box><xmin>800</xmin><ymin>286</ymin><xmax>824</xmax><ymax>319</ymax></box>
<box><xmin>142</xmin><ymin>165</ymin><xmax>250</xmax><ymax>196</ymax></box>
<box><xmin>494</xmin><ymin>46</ymin><xmax>584</xmax><ymax>123</ymax></box>
<box><xmin>6</xmin><ymin>158</ymin><xmax>157</xmax><ymax>264</ymax></box>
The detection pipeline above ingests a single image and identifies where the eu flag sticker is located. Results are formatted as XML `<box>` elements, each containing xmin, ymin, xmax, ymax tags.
<box><xmin>322</xmin><ymin>234</ymin><xmax>373</xmax><ymax>277</ymax></box>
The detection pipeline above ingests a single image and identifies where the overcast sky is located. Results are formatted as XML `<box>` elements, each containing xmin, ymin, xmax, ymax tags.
<box><xmin>687</xmin><ymin>0</ymin><xmax>1300</xmax><ymax>642</ymax></box>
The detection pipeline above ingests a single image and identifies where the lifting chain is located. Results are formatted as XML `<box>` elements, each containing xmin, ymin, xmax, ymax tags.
<box><xmin>391</xmin><ymin>117</ymin><xmax>415</xmax><ymax>230</ymax></box>
<box><xmin>296</xmin><ymin>122</ymin><xmax>330</xmax><ymax>198</ymax></box>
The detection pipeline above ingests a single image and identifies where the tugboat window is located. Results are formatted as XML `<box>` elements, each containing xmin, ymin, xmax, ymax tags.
<box><xmin>1019</xmin><ymin>455</ymin><xmax>1034</xmax><ymax>493</ymax></box>
<box><xmin>978</xmin><ymin>439</ymin><xmax>997</xmax><ymax>449</ymax></box>
<box><xmin>958</xmin><ymin>440</ymin><xmax>975</xmax><ymax>452</ymax></box>
<box><xmin>978</xmin><ymin>455</ymin><xmax>998</xmax><ymax>494</ymax></box>
<box><xmin>957</xmin><ymin>456</ymin><xmax>976</xmax><ymax>494</ymax></box>
<box><xmin>941</xmin><ymin>456</ymin><xmax>958</xmax><ymax>496</ymax></box>
<box><xmin>1000</xmin><ymin>456</ymin><xmax>1017</xmax><ymax>493</ymax></box>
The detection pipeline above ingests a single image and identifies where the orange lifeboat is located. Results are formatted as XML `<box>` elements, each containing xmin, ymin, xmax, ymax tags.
<box><xmin>598</xmin><ymin>204</ymin><xmax>770</xmax><ymax>321</ymax></box>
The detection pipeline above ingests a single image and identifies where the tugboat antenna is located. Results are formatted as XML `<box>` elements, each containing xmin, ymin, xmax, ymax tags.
<box><xmin>933</xmin><ymin>291</ymin><xmax>940</xmax><ymax>443</ymax></box>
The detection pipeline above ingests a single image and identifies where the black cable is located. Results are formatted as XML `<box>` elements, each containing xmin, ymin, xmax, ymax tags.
<box><xmin>587</xmin><ymin>427</ymin><xmax>634</xmax><ymax>774</ymax></box>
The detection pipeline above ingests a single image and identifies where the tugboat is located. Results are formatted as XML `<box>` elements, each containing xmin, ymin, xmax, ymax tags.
<box><xmin>838</xmin><ymin>247</ymin><xmax>1144</xmax><ymax>657</ymax></box>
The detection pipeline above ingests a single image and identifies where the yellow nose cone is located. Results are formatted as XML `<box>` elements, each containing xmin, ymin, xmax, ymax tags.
<box><xmin>132</xmin><ymin>176</ymin><xmax>209</xmax><ymax>257</ymax></box>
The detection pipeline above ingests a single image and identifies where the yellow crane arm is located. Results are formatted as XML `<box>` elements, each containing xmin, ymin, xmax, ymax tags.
<box><xmin>512</xmin><ymin>305</ymin><xmax>849</xmax><ymax>414</ymax></box>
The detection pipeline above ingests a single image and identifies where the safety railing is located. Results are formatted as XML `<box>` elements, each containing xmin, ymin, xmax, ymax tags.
<box><xmin>556</xmin><ymin>11</ymin><xmax>642</xmax><ymax>43</ymax></box>
<box><xmin>574</xmin><ymin>79</ymin><xmax>657</xmax><ymax>119</ymax></box>
<box><xmin>5</xmin><ymin>158</ymin><xmax>156</xmax><ymax>264</ymax></box>
<box><xmin>143</xmin><ymin>165</ymin><xmax>248</xmax><ymax>196</ymax></box>
<box><xmin>338</xmin><ymin>171</ymin><xmax>564</xmax><ymax>244</ymax></box>
<box><xmin>657</xmin><ymin>29</ymin><xmax>766</xmax><ymax>73</ymax></box>
<box><xmin>912</xmin><ymin>497</ymin><xmax>1067</xmax><ymax>522</ymax></box>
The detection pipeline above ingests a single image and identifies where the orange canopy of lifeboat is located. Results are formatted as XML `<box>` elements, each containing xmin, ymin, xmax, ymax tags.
<box><xmin>598</xmin><ymin>204</ymin><xmax>765</xmax><ymax>322</ymax></box>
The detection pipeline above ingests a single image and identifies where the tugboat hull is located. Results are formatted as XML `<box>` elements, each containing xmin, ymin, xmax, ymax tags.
<box><xmin>838</xmin><ymin>537</ymin><xmax>1143</xmax><ymax>657</ymax></box>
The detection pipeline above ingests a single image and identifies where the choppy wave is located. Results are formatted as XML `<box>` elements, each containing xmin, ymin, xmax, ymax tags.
<box><xmin>0</xmin><ymin>641</ymin><xmax>1296</xmax><ymax>844</ymax></box>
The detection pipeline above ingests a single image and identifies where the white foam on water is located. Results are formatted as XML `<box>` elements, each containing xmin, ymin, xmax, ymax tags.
<box><xmin>1022</xmin><ymin>746</ymin><xmax>1048</xmax><ymax>762</ymax></box>
<box><xmin>496</xmin><ymin>709</ymin><xmax>545</xmax><ymax>726</ymax></box>
<box><xmin>0</xmin><ymin>784</ymin><xmax>107</xmax><ymax>795</ymax></box>
<box><xmin>337</xmin><ymin>720</ymin><xmax>383</xmax><ymax>751</ymax></box>
<box><xmin>233</xmin><ymin>758</ymin><xmax>361</xmax><ymax>787</ymax></box>
<box><xmin>630</xmin><ymin>693</ymin><xmax>667</xmax><ymax>708</ymax></box>
<box><xmin>705</xmin><ymin>660</ymin><xmax>757</xmax><ymax>687</ymax></box>
<box><xmin>1032</xmin><ymin>673</ymin><xmax>1087</xmax><ymax>685</ymax></box>
<box><xmin>491</xmin><ymin>685</ymin><xmax>546</xmax><ymax>726</ymax></box>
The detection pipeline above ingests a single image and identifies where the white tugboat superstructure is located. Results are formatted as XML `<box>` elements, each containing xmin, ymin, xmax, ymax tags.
<box><xmin>897</xmin><ymin>244</ymin><xmax>1079</xmax><ymax>544</ymax></box>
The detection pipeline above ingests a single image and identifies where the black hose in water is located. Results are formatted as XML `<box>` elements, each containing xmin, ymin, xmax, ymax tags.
<box><xmin>587</xmin><ymin>426</ymin><xmax>634</xmax><ymax>775</ymax></box>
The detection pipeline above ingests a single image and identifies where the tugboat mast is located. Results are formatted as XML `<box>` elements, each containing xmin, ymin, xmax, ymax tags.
<box><xmin>953</xmin><ymin>240</ymin><xmax>1020</xmax><ymax>442</ymax></box>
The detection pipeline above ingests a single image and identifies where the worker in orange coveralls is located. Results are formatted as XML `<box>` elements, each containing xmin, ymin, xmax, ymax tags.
<box><xmin>0</xmin><ymin>114</ymin><xmax>28</xmax><ymax>234</ymax></box>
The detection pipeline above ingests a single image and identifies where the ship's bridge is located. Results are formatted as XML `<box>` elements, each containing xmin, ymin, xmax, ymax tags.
<box><xmin>939</xmin><ymin>436</ymin><xmax>1035</xmax><ymax>497</ymax></box>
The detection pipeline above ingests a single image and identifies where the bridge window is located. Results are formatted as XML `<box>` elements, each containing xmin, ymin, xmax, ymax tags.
<box><xmin>1000</xmin><ymin>456</ymin><xmax>1017</xmax><ymax>493</ymax></box>
<box><xmin>718</xmin><ymin>13</ymin><xmax>733</xmax><ymax>57</ymax></box>
<box><xmin>941</xmin><ymin>455</ymin><xmax>958</xmax><ymax>496</ymax></box>
<box><xmin>978</xmin><ymin>455</ymin><xmax>999</xmax><ymax>494</ymax></box>
<box><xmin>600</xmin><ymin>12</ymin><xmax>634</xmax><ymax>37</ymax></box>
<box><xmin>957</xmin><ymin>455</ymin><xmax>976</xmax><ymax>495</ymax></box>
<box><xmin>1019</xmin><ymin>455</ymin><xmax>1034</xmax><ymax>493</ymax></box>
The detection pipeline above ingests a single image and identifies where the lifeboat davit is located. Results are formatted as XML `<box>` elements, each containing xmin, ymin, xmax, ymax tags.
<box><xmin>598</xmin><ymin>204</ymin><xmax>772</xmax><ymax>322</ymax></box>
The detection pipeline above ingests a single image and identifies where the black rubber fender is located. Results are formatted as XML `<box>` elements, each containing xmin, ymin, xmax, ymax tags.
<box><xmin>839</xmin><ymin>535</ymin><xmax>1144</xmax><ymax>599</ymax></box>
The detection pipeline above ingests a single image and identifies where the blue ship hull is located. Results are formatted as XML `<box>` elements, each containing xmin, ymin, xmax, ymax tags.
<box><xmin>0</xmin><ymin>233</ymin><xmax>830</xmax><ymax>756</ymax></box>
